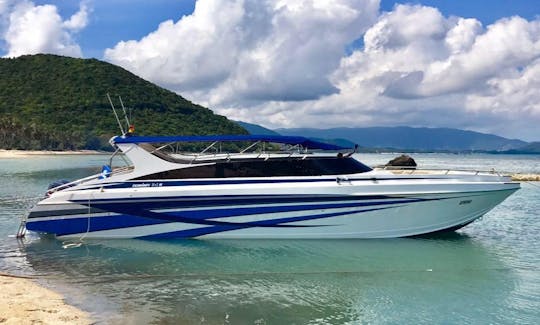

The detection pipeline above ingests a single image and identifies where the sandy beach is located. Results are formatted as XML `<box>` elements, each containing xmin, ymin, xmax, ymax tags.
<box><xmin>0</xmin><ymin>150</ymin><xmax>106</xmax><ymax>158</ymax></box>
<box><xmin>0</xmin><ymin>273</ymin><xmax>92</xmax><ymax>324</ymax></box>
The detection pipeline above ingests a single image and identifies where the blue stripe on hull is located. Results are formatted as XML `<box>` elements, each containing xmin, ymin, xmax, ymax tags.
<box><xmin>26</xmin><ymin>214</ymin><xmax>168</xmax><ymax>236</ymax></box>
<box><xmin>139</xmin><ymin>207</ymin><xmax>394</xmax><ymax>239</ymax></box>
<box><xmin>26</xmin><ymin>198</ymin><xmax>417</xmax><ymax>236</ymax></box>
<box><xmin>92</xmin><ymin>198</ymin><xmax>421</xmax><ymax>224</ymax></box>
<box><xmin>28</xmin><ymin>206</ymin><xmax>394</xmax><ymax>238</ymax></box>
<box><xmin>28</xmin><ymin>194</ymin><xmax>447</xmax><ymax>237</ymax></box>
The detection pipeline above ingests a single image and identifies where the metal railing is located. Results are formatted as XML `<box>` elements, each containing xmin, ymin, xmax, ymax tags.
<box><xmin>374</xmin><ymin>165</ymin><xmax>505</xmax><ymax>176</ymax></box>
<box><xmin>46</xmin><ymin>166</ymin><xmax>134</xmax><ymax>195</ymax></box>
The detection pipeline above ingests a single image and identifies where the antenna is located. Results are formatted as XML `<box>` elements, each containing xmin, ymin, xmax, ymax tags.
<box><xmin>107</xmin><ymin>93</ymin><xmax>125</xmax><ymax>135</ymax></box>
<box><xmin>118</xmin><ymin>96</ymin><xmax>131</xmax><ymax>129</ymax></box>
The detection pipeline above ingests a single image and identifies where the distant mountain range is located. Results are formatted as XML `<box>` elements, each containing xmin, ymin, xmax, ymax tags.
<box><xmin>501</xmin><ymin>142</ymin><xmax>540</xmax><ymax>154</ymax></box>
<box><xmin>234</xmin><ymin>121</ymin><xmax>280</xmax><ymax>136</ymax></box>
<box><xmin>275</xmin><ymin>127</ymin><xmax>527</xmax><ymax>151</ymax></box>
<box><xmin>235</xmin><ymin>121</ymin><xmax>358</xmax><ymax>148</ymax></box>
<box><xmin>236</xmin><ymin>122</ymin><xmax>537</xmax><ymax>153</ymax></box>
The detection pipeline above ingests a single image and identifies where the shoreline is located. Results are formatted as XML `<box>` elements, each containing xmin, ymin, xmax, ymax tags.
<box><xmin>0</xmin><ymin>273</ymin><xmax>92</xmax><ymax>324</ymax></box>
<box><xmin>0</xmin><ymin>149</ymin><xmax>107</xmax><ymax>158</ymax></box>
<box><xmin>1</xmin><ymin>150</ymin><xmax>538</xmax><ymax>181</ymax></box>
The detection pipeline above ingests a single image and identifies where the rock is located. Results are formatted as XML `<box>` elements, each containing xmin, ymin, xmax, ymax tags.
<box><xmin>512</xmin><ymin>174</ymin><xmax>540</xmax><ymax>181</ymax></box>
<box><xmin>386</xmin><ymin>155</ymin><xmax>417</xmax><ymax>169</ymax></box>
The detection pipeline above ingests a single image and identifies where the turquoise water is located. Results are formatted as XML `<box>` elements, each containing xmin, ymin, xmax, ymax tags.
<box><xmin>0</xmin><ymin>154</ymin><xmax>539</xmax><ymax>324</ymax></box>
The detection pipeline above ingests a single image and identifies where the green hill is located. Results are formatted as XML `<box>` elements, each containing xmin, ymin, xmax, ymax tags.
<box><xmin>0</xmin><ymin>54</ymin><xmax>247</xmax><ymax>150</ymax></box>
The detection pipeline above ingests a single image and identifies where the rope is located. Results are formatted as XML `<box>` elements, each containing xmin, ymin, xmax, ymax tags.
<box><xmin>80</xmin><ymin>193</ymin><xmax>92</xmax><ymax>241</ymax></box>
<box><xmin>62</xmin><ymin>193</ymin><xmax>92</xmax><ymax>249</ymax></box>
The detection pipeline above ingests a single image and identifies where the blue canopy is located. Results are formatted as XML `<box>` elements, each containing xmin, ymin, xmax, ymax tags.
<box><xmin>112</xmin><ymin>134</ymin><xmax>350</xmax><ymax>150</ymax></box>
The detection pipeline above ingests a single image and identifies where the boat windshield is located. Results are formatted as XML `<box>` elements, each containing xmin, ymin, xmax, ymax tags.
<box><xmin>135</xmin><ymin>157</ymin><xmax>372</xmax><ymax>180</ymax></box>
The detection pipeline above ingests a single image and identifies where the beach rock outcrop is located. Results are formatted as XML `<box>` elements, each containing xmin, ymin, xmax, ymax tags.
<box><xmin>386</xmin><ymin>155</ymin><xmax>417</xmax><ymax>169</ymax></box>
<box><xmin>511</xmin><ymin>174</ymin><xmax>540</xmax><ymax>181</ymax></box>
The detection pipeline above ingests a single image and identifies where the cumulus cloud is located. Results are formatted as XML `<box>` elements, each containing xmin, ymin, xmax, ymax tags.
<box><xmin>2</xmin><ymin>1</ymin><xmax>89</xmax><ymax>57</ymax></box>
<box><xmin>464</xmin><ymin>58</ymin><xmax>540</xmax><ymax>139</ymax></box>
<box><xmin>63</xmin><ymin>3</ymin><xmax>89</xmax><ymax>32</ymax></box>
<box><xmin>107</xmin><ymin>0</ymin><xmax>249</xmax><ymax>92</ymax></box>
<box><xmin>322</xmin><ymin>4</ymin><xmax>540</xmax><ymax>139</ymax></box>
<box><xmin>334</xmin><ymin>6</ymin><xmax>540</xmax><ymax>102</ymax></box>
<box><xmin>105</xmin><ymin>0</ymin><xmax>380</xmax><ymax>102</ymax></box>
<box><xmin>105</xmin><ymin>1</ymin><xmax>540</xmax><ymax>140</ymax></box>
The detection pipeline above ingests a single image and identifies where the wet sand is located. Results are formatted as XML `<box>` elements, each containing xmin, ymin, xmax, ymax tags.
<box><xmin>0</xmin><ymin>273</ymin><xmax>92</xmax><ymax>324</ymax></box>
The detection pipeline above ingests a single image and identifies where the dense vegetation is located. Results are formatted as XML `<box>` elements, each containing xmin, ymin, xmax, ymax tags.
<box><xmin>0</xmin><ymin>54</ymin><xmax>247</xmax><ymax>150</ymax></box>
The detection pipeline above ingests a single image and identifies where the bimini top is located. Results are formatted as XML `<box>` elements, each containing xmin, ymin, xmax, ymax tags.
<box><xmin>111</xmin><ymin>134</ymin><xmax>350</xmax><ymax>151</ymax></box>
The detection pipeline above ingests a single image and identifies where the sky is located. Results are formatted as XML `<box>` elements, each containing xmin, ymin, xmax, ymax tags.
<box><xmin>0</xmin><ymin>1</ymin><xmax>539</xmax><ymax>141</ymax></box>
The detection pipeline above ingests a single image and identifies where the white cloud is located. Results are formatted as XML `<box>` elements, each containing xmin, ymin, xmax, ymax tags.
<box><xmin>364</xmin><ymin>5</ymin><xmax>447</xmax><ymax>52</ymax></box>
<box><xmin>105</xmin><ymin>1</ymin><xmax>540</xmax><ymax>140</ymax></box>
<box><xmin>106</xmin><ymin>0</ymin><xmax>249</xmax><ymax>92</ymax></box>
<box><xmin>63</xmin><ymin>3</ymin><xmax>89</xmax><ymax>32</ymax></box>
<box><xmin>464</xmin><ymin>58</ymin><xmax>540</xmax><ymax>140</ymax></box>
<box><xmin>105</xmin><ymin>0</ymin><xmax>380</xmax><ymax>102</ymax></box>
<box><xmin>322</xmin><ymin>5</ymin><xmax>540</xmax><ymax>139</ymax></box>
<box><xmin>2</xmin><ymin>1</ymin><xmax>89</xmax><ymax>58</ymax></box>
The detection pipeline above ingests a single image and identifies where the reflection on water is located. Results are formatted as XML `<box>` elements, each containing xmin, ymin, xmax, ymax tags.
<box><xmin>25</xmin><ymin>234</ymin><xmax>501</xmax><ymax>276</ymax></box>
<box><xmin>1</xmin><ymin>154</ymin><xmax>539</xmax><ymax>324</ymax></box>
<box><xmin>19</xmin><ymin>236</ymin><xmax>516</xmax><ymax>324</ymax></box>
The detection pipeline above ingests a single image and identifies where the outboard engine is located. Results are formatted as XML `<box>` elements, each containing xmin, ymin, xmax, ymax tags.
<box><xmin>46</xmin><ymin>179</ymin><xmax>72</xmax><ymax>197</ymax></box>
<box><xmin>47</xmin><ymin>179</ymin><xmax>71</xmax><ymax>190</ymax></box>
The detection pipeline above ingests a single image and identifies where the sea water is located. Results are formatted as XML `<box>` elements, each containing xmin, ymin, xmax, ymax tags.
<box><xmin>0</xmin><ymin>154</ymin><xmax>539</xmax><ymax>324</ymax></box>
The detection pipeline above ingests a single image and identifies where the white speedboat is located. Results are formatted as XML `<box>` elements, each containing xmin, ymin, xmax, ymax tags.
<box><xmin>24</xmin><ymin>135</ymin><xmax>519</xmax><ymax>239</ymax></box>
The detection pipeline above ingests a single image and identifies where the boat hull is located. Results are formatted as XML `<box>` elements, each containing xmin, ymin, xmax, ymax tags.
<box><xmin>26</xmin><ymin>179</ymin><xmax>519</xmax><ymax>239</ymax></box>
